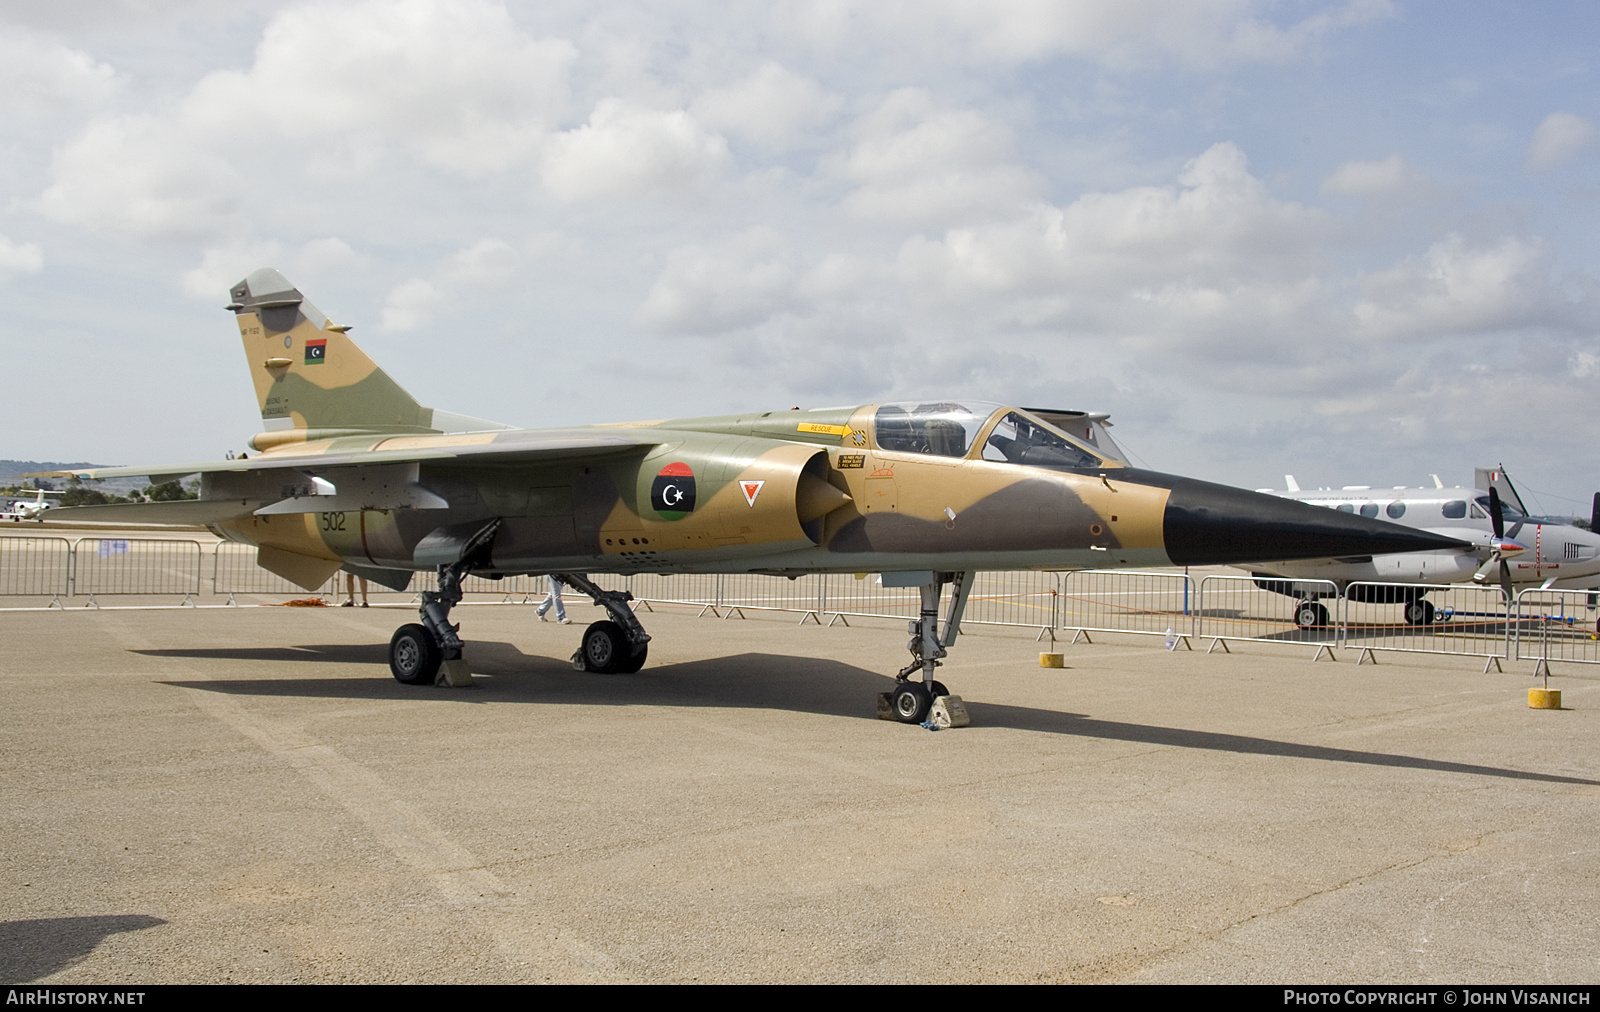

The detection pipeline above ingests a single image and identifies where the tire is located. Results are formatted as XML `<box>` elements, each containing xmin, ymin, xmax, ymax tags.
<box><xmin>615</xmin><ymin>642</ymin><xmax>649</xmax><ymax>674</ymax></box>
<box><xmin>1294</xmin><ymin>601</ymin><xmax>1328</xmax><ymax>629</ymax></box>
<box><xmin>1403</xmin><ymin>600</ymin><xmax>1435</xmax><ymax>626</ymax></box>
<box><xmin>929</xmin><ymin>680</ymin><xmax>949</xmax><ymax>699</ymax></box>
<box><xmin>581</xmin><ymin>620</ymin><xmax>629</xmax><ymax>674</ymax></box>
<box><xmin>390</xmin><ymin>623</ymin><xmax>442</xmax><ymax>685</ymax></box>
<box><xmin>890</xmin><ymin>682</ymin><xmax>932</xmax><ymax>724</ymax></box>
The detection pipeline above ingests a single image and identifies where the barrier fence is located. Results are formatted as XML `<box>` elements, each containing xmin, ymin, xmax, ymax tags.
<box><xmin>1513</xmin><ymin>589</ymin><xmax>1600</xmax><ymax>668</ymax></box>
<box><xmin>0</xmin><ymin>536</ymin><xmax>71</xmax><ymax>598</ymax></box>
<box><xmin>1061</xmin><ymin>570</ymin><xmax>1195</xmax><ymax>642</ymax></box>
<box><xmin>5</xmin><ymin>535</ymin><xmax>1596</xmax><ymax>669</ymax></box>
<box><xmin>1192</xmin><ymin>575</ymin><xmax>1337</xmax><ymax>646</ymax></box>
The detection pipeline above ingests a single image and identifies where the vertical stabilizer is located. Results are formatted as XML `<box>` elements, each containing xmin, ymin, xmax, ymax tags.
<box><xmin>228</xmin><ymin>269</ymin><xmax>510</xmax><ymax>450</ymax></box>
<box><xmin>1474</xmin><ymin>466</ymin><xmax>1529</xmax><ymax>516</ymax></box>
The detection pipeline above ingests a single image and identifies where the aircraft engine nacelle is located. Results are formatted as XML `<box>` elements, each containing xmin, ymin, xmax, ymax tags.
<box><xmin>1365</xmin><ymin>550</ymin><xmax>1483</xmax><ymax>585</ymax></box>
<box><xmin>631</xmin><ymin>438</ymin><xmax>852</xmax><ymax>550</ymax></box>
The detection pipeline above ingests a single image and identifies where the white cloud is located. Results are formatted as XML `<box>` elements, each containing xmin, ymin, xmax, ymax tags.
<box><xmin>897</xmin><ymin>142</ymin><xmax>1330</xmax><ymax>303</ymax></box>
<box><xmin>39</xmin><ymin>114</ymin><xmax>245</xmax><ymax>239</ymax></box>
<box><xmin>380</xmin><ymin>278</ymin><xmax>442</xmax><ymax>332</ymax></box>
<box><xmin>541</xmin><ymin>99</ymin><xmax>729</xmax><ymax>201</ymax></box>
<box><xmin>441</xmin><ymin>239</ymin><xmax>517</xmax><ymax>288</ymax></box>
<box><xmin>692</xmin><ymin>62</ymin><xmax>842</xmax><ymax>149</ymax></box>
<box><xmin>38</xmin><ymin>0</ymin><xmax>578</xmax><ymax>240</ymax></box>
<box><xmin>787</xmin><ymin>0</ymin><xmax>1395</xmax><ymax>69</ymax></box>
<box><xmin>0</xmin><ymin>235</ymin><xmax>44</xmax><ymax>278</ymax></box>
<box><xmin>1353</xmin><ymin>235</ymin><xmax>1555</xmax><ymax>340</ymax></box>
<box><xmin>830</xmin><ymin>89</ymin><xmax>1041</xmax><ymax>225</ymax></box>
<box><xmin>182</xmin><ymin>0</ymin><xmax>575</xmax><ymax>175</ymax></box>
<box><xmin>0</xmin><ymin>33</ymin><xmax>118</xmax><ymax>112</ymax></box>
<box><xmin>374</xmin><ymin>238</ymin><xmax>520</xmax><ymax>331</ymax></box>
<box><xmin>1320</xmin><ymin>153</ymin><xmax>1427</xmax><ymax>196</ymax></box>
<box><xmin>636</xmin><ymin>228</ymin><xmax>798</xmax><ymax>333</ymax></box>
<box><xmin>1526</xmin><ymin>111</ymin><xmax>1597</xmax><ymax>171</ymax></box>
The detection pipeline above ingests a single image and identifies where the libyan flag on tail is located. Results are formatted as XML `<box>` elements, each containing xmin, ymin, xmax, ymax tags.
<box><xmin>304</xmin><ymin>339</ymin><xmax>327</xmax><ymax>365</ymax></box>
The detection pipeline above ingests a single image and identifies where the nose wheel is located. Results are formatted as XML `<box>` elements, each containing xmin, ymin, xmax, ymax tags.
<box><xmin>882</xmin><ymin>574</ymin><xmax>971</xmax><ymax>726</ymax></box>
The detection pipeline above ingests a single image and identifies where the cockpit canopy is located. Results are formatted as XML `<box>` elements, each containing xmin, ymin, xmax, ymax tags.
<box><xmin>871</xmin><ymin>401</ymin><xmax>1108</xmax><ymax>469</ymax></box>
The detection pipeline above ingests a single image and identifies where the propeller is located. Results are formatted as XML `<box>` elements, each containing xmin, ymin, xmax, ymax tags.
<box><xmin>1478</xmin><ymin>487</ymin><xmax>1518</xmax><ymax>604</ymax></box>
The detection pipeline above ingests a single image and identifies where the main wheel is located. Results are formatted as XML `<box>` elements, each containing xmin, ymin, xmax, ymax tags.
<box><xmin>928</xmin><ymin>680</ymin><xmax>949</xmax><ymax>698</ymax></box>
<box><xmin>390</xmin><ymin>623</ymin><xmax>442</xmax><ymax>685</ymax></box>
<box><xmin>890</xmin><ymin>681</ymin><xmax>932</xmax><ymax>724</ymax></box>
<box><xmin>580</xmin><ymin>620</ymin><xmax>629</xmax><ymax>674</ymax></box>
<box><xmin>615</xmin><ymin>642</ymin><xmax>649</xmax><ymax>674</ymax></box>
<box><xmin>1403</xmin><ymin>599</ymin><xmax>1435</xmax><ymax>626</ymax></box>
<box><xmin>1294</xmin><ymin>601</ymin><xmax>1329</xmax><ymax>628</ymax></box>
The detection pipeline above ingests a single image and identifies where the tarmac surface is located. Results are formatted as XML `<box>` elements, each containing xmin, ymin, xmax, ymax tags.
<box><xmin>2</xmin><ymin>601</ymin><xmax>1597</xmax><ymax>984</ymax></box>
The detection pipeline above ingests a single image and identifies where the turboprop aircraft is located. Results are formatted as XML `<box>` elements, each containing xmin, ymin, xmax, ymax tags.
<box><xmin>2</xmin><ymin>487</ymin><xmax>62</xmax><ymax>521</ymax></box>
<box><xmin>41</xmin><ymin>269</ymin><xmax>1466</xmax><ymax>723</ymax></box>
<box><xmin>1245</xmin><ymin>470</ymin><xmax>1600</xmax><ymax>627</ymax></box>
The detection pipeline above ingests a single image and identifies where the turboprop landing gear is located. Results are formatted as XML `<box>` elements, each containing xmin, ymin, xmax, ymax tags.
<box><xmin>1403</xmin><ymin>599</ymin><xmax>1436</xmax><ymax>626</ymax></box>
<box><xmin>1294</xmin><ymin>599</ymin><xmax>1330</xmax><ymax>629</ymax></box>
<box><xmin>557</xmin><ymin>572</ymin><xmax>651</xmax><ymax>674</ymax></box>
<box><xmin>882</xmin><ymin>572</ymin><xmax>971</xmax><ymax>726</ymax></box>
<box><xmin>388</xmin><ymin>519</ymin><xmax>501</xmax><ymax>687</ymax></box>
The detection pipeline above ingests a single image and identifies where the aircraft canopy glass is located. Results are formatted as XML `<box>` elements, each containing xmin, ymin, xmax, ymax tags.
<box><xmin>981</xmin><ymin>411</ymin><xmax>1102</xmax><ymax>468</ymax></box>
<box><xmin>874</xmin><ymin>402</ymin><xmax>992</xmax><ymax>457</ymax></box>
<box><xmin>1474</xmin><ymin>495</ymin><xmax>1525</xmax><ymax>521</ymax></box>
<box><xmin>872</xmin><ymin>401</ymin><xmax>1104</xmax><ymax>468</ymax></box>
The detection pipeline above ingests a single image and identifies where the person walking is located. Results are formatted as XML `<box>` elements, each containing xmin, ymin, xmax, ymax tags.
<box><xmin>536</xmin><ymin>574</ymin><xmax>569</xmax><ymax>623</ymax></box>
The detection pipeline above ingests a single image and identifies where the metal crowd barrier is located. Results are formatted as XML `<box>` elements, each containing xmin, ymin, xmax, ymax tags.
<box><xmin>74</xmin><ymin>538</ymin><xmax>203</xmax><ymax>604</ymax></box>
<box><xmin>1342</xmin><ymin>581</ymin><xmax>1512</xmax><ymax>662</ymax></box>
<box><xmin>626</xmin><ymin>572</ymin><xmax>722</xmax><ymax>613</ymax></box>
<box><xmin>0</xmin><ymin>536</ymin><xmax>71</xmax><ymax>599</ymax></box>
<box><xmin>1060</xmin><ymin>570</ymin><xmax>1195</xmax><ymax>643</ymax></box>
<box><xmin>1513</xmin><ymin>588</ymin><xmax>1600</xmax><ymax>669</ymax></box>
<box><xmin>716</xmin><ymin>573</ymin><xmax>829</xmax><ymax>621</ymax></box>
<box><xmin>1195</xmin><ymin>575</ymin><xmax>1339</xmax><ymax>649</ymax></box>
<box><xmin>2</xmin><ymin>533</ymin><xmax>1593</xmax><ymax>672</ymax></box>
<box><xmin>960</xmin><ymin>571</ymin><xmax>1059</xmax><ymax>634</ymax></box>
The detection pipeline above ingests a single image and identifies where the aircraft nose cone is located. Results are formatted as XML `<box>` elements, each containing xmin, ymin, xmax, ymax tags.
<box><xmin>1162</xmin><ymin>478</ymin><xmax>1468</xmax><ymax>566</ymax></box>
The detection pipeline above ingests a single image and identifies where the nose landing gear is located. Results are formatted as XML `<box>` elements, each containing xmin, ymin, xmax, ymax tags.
<box><xmin>881</xmin><ymin>572</ymin><xmax>972</xmax><ymax>726</ymax></box>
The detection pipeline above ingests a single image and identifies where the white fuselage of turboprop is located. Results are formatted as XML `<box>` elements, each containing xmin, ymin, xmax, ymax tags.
<box><xmin>1246</xmin><ymin>484</ymin><xmax>1600</xmax><ymax>592</ymax></box>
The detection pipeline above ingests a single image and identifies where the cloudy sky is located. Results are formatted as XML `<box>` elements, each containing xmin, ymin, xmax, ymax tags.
<box><xmin>3</xmin><ymin>1</ymin><xmax>1597</xmax><ymax>513</ymax></box>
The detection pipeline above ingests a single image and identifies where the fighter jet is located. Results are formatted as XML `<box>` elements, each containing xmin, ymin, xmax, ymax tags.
<box><xmin>42</xmin><ymin>269</ymin><xmax>1465</xmax><ymax>722</ymax></box>
<box><xmin>1245</xmin><ymin>470</ymin><xmax>1600</xmax><ymax>627</ymax></box>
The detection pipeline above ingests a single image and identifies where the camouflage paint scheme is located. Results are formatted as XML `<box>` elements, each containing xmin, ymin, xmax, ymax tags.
<box><xmin>51</xmin><ymin>269</ymin><xmax>1464</xmax><ymax>592</ymax></box>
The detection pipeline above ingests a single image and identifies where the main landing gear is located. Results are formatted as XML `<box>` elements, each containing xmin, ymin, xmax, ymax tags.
<box><xmin>387</xmin><ymin>564</ymin><xmax>655</xmax><ymax>684</ymax></box>
<box><xmin>388</xmin><ymin>519</ymin><xmax>500</xmax><ymax>686</ymax></box>
<box><xmin>1294</xmin><ymin>599</ymin><xmax>1330</xmax><ymax>629</ymax></box>
<box><xmin>554</xmin><ymin>572</ymin><xmax>651</xmax><ymax>674</ymax></box>
<box><xmin>881</xmin><ymin>572</ymin><xmax>973</xmax><ymax>726</ymax></box>
<box><xmin>1403</xmin><ymin>599</ymin><xmax>1437</xmax><ymax>626</ymax></box>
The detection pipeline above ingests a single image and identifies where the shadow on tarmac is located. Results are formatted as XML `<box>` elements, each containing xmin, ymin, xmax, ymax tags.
<box><xmin>151</xmin><ymin>643</ymin><xmax>1600</xmax><ymax>788</ymax></box>
<box><xmin>0</xmin><ymin>914</ymin><xmax>166</xmax><ymax>983</ymax></box>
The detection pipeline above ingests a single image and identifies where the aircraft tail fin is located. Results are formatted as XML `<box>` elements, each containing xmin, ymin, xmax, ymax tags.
<box><xmin>229</xmin><ymin>269</ymin><xmax>510</xmax><ymax>451</ymax></box>
<box><xmin>1474</xmin><ymin>466</ymin><xmax>1529</xmax><ymax>516</ymax></box>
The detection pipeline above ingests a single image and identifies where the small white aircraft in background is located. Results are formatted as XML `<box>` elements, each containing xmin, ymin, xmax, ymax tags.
<box><xmin>1243</xmin><ymin>468</ymin><xmax>1600</xmax><ymax>626</ymax></box>
<box><xmin>2</xmin><ymin>487</ymin><xmax>63</xmax><ymax>521</ymax></box>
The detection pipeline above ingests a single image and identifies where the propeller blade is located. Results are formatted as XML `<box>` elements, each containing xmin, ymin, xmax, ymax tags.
<box><xmin>1499</xmin><ymin>558</ymin><xmax>1514</xmax><ymax>605</ymax></box>
<box><xmin>1590</xmin><ymin>492</ymin><xmax>1598</xmax><ymax>533</ymax></box>
<box><xmin>1488</xmin><ymin>486</ymin><xmax>1505</xmax><ymax>540</ymax></box>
